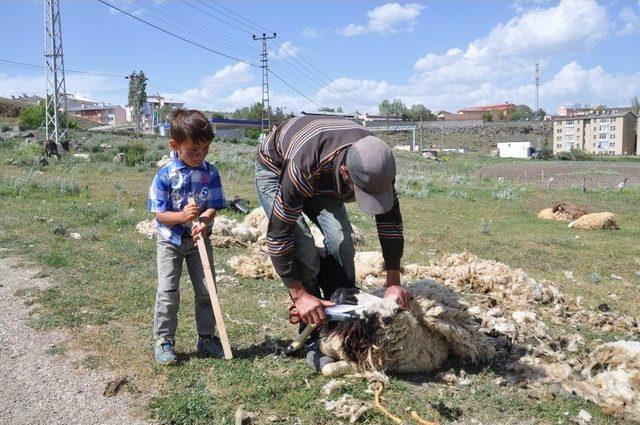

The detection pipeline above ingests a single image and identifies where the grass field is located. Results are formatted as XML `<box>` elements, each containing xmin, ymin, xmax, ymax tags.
<box><xmin>1</xmin><ymin>129</ymin><xmax>639</xmax><ymax>424</ymax></box>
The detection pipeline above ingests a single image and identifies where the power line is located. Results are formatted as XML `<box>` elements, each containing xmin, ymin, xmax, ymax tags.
<box><xmin>139</xmin><ymin>0</ymin><xmax>259</xmax><ymax>58</ymax></box>
<box><xmin>97</xmin><ymin>0</ymin><xmax>259</xmax><ymax>67</ymax></box>
<box><xmin>180</xmin><ymin>0</ymin><xmax>253</xmax><ymax>35</ymax></box>
<box><xmin>268</xmin><ymin>69</ymin><xmax>324</xmax><ymax>109</ymax></box>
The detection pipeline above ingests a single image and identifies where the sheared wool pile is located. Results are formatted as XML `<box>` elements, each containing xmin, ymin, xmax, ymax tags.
<box><xmin>403</xmin><ymin>252</ymin><xmax>562</xmax><ymax>308</ymax></box>
<box><xmin>320</xmin><ymin>280</ymin><xmax>495</xmax><ymax>374</ymax></box>
<box><xmin>226</xmin><ymin>246</ymin><xmax>276</xmax><ymax>280</ymax></box>
<box><xmin>568</xmin><ymin>212</ymin><xmax>620</xmax><ymax>230</ymax></box>
<box><xmin>567</xmin><ymin>341</ymin><xmax>640</xmax><ymax>419</ymax></box>
<box><xmin>210</xmin><ymin>216</ymin><xmax>263</xmax><ymax>248</ymax></box>
<box><xmin>324</xmin><ymin>394</ymin><xmax>370</xmax><ymax>424</ymax></box>
<box><xmin>354</xmin><ymin>251</ymin><xmax>386</xmax><ymax>288</ymax></box>
<box><xmin>136</xmin><ymin>220</ymin><xmax>157</xmax><ymax>239</ymax></box>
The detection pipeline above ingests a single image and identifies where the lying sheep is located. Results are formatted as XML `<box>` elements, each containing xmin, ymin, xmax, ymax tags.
<box><xmin>538</xmin><ymin>202</ymin><xmax>587</xmax><ymax>221</ymax></box>
<box><xmin>568</xmin><ymin>212</ymin><xmax>619</xmax><ymax>230</ymax></box>
<box><xmin>319</xmin><ymin>280</ymin><xmax>495</xmax><ymax>375</ymax></box>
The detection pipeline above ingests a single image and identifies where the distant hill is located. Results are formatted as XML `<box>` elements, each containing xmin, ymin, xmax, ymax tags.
<box><xmin>0</xmin><ymin>96</ymin><xmax>100</xmax><ymax>130</ymax></box>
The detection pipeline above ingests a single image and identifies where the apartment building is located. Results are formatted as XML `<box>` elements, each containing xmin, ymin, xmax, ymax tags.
<box><xmin>553</xmin><ymin>110</ymin><xmax>637</xmax><ymax>156</ymax></box>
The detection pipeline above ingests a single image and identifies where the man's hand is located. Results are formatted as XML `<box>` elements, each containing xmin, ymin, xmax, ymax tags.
<box><xmin>384</xmin><ymin>285</ymin><xmax>411</xmax><ymax>309</ymax></box>
<box><xmin>289</xmin><ymin>282</ymin><xmax>335</xmax><ymax>325</ymax></box>
<box><xmin>191</xmin><ymin>221</ymin><xmax>207</xmax><ymax>243</ymax></box>
<box><xmin>384</xmin><ymin>270</ymin><xmax>411</xmax><ymax>309</ymax></box>
<box><xmin>181</xmin><ymin>203</ymin><xmax>200</xmax><ymax>223</ymax></box>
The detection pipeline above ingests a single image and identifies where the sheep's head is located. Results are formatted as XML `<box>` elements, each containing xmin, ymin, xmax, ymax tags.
<box><xmin>320</xmin><ymin>297</ymin><xmax>401</xmax><ymax>371</ymax></box>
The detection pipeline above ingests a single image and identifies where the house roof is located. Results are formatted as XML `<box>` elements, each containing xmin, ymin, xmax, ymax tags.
<box><xmin>68</xmin><ymin>104</ymin><xmax>120</xmax><ymax>112</ymax></box>
<box><xmin>459</xmin><ymin>102</ymin><xmax>515</xmax><ymax>112</ymax></box>
<box><xmin>553</xmin><ymin>110</ymin><xmax>636</xmax><ymax>121</ymax></box>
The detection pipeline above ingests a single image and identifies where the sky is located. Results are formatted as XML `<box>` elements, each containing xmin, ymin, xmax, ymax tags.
<box><xmin>1</xmin><ymin>0</ymin><xmax>639</xmax><ymax>114</ymax></box>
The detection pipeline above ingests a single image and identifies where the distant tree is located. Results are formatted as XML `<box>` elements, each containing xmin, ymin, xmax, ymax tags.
<box><xmin>508</xmin><ymin>104</ymin><xmax>534</xmax><ymax>121</ymax></box>
<box><xmin>127</xmin><ymin>70</ymin><xmax>148</xmax><ymax>127</ymax></box>
<box><xmin>378</xmin><ymin>99</ymin><xmax>392</xmax><ymax>117</ymax></box>
<box><xmin>157</xmin><ymin>105</ymin><xmax>173</xmax><ymax>123</ymax></box>
<box><xmin>210</xmin><ymin>111</ymin><xmax>225</xmax><ymax>119</ymax></box>
<box><xmin>408</xmin><ymin>104</ymin><xmax>435</xmax><ymax>121</ymax></box>
<box><xmin>594</xmin><ymin>104</ymin><xmax>607</xmax><ymax>113</ymax></box>
<box><xmin>318</xmin><ymin>106</ymin><xmax>335</xmax><ymax>113</ymax></box>
<box><xmin>482</xmin><ymin>111</ymin><xmax>493</xmax><ymax>122</ymax></box>
<box><xmin>232</xmin><ymin>102</ymin><xmax>263</xmax><ymax>121</ymax></box>
<box><xmin>533</xmin><ymin>108</ymin><xmax>547</xmax><ymax>120</ymax></box>
<box><xmin>631</xmin><ymin>96</ymin><xmax>639</xmax><ymax>115</ymax></box>
<box><xmin>336</xmin><ymin>106</ymin><xmax>343</xmax><ymax>113</ymax></box>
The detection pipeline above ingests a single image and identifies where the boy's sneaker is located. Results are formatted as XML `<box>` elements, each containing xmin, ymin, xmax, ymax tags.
<box><xmin>196</xmin><ymin>335</ymin><xmax>224</xmax><ymax>358</ymax></box>
<box><xmin>155</xmin><ymin>340</ymin><xmax>177</xmax><ymax>366</ymax></box>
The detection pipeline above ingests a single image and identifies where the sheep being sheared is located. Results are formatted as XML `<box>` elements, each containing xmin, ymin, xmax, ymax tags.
<box><xmin>319</xmin><ymin>280</ymin><xmax>495</xmax><ymax>375</ymax></box>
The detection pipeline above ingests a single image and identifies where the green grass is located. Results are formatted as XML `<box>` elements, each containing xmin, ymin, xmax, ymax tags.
<box><xmin>0</xmin><ymin>130</ymin><xmax>639</xmax><ymax>424</ymax></box>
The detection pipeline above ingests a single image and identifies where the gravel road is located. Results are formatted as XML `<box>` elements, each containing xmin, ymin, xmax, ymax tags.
<box><xmin>0</xmin><ymin>256</ymin><xmax>150</xmax><ymax>425</ymax></box>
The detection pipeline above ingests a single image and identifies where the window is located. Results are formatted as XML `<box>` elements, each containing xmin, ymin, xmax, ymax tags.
<box><xmin>556</xmin><ymin>144</ymin><xmax>562</xmax><ymax>148</ymax></box>
<box><xmin>599</xmin><ymin>118</ymin><xmax>610</xmax><ymax>123</ymax></box>
<box><xmin>564</xmin><ymin>142</ymin><xmax>574</xmax><ymax>149</ymax></box>
<box><xmin>610</xmin><ymin>133</ymin><xmax>616</xmax><ymax>139</ymax></box>
<box><xmin>565</xmin><ymin>120</ymin><xmax>575</xmax><ymax>126</ymax></box>
<box><xmin>610</xmin><ymin>125</ymin><xmax>616</xmax><ymax>130</ymax></box>
<box><xmin>599</xmin><ymin>125</ymin><xmax>610</xmax><ymax>132</ymax></box>
<box><xmin>557</xmin><ymin>128</ymin><xmax>563</xmax><ymax>133</ymax></box>
<box><xmin>556</xmin><ymin>136</ymin><xmax>562</xmax><ymax>141</ymax></box>
<box><xmin>599</xmin><ymin>133</ymin><xmax>608</xmax><ymax>140</ymax></box>
<box><xmin>610</xmin><ymin>143</ymin><xmax>615</xmax><ymax>147</ymax></box>
<box><xmin>593</xmin><ymin>142</ymin><xmax>596</xmax><ymax>147</ymax></box>
<box><xmin>593</xmin><ymin>135</ymin><xmax>596</xmax><ymax>139</ymax></box>
<box><xmin>566</xmin><ymin>134</ymin><xmax>574</xmax><ymax>141</ymax></box>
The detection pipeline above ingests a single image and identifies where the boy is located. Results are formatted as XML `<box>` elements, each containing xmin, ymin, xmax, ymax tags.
<box><xmin>147</xmin><ymin>109</ymin><xmax>226</xmax><ymax>365</ymax></box>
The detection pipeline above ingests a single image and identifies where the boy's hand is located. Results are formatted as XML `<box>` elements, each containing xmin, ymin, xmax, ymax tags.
<box><xmin>181</xmin><ymin>203</ymin><xmax>200</xmax><ymax>223</ymax></box>
<box><xmin>191</xmin><ymin>221</ymin><xmax>207</xmax><ymax>243</ymax></box>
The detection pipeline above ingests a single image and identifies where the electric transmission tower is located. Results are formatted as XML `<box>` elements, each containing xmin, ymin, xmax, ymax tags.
<box><xmin>253</xmin><ymin>32</ymin><xmax>276</xmax><ymax>133</ymax></box>
<box><xmin>44</xmin><ymin>0</ymin><xmax>69</xmax><ymax>148</ymax></box>
<box><xmin>534</xmin><ymin>62</ymin><xmax>540</xmax><ymax>113</ymax></box>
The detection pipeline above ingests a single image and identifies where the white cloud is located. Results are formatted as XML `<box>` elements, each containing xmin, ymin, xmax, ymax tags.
<box><xmin>301</xmin><ymin>26</ymin><xmax>319</xmax><ymax>39</ymax></box>
<box><xmin>617</xmin><ymin>7</ymin><xmax>640</xmax><ymax>35</ymax></box>
<box><xmin>336</xmin><ymin>3</ymin><xmax>424</xmax><ymax>36</ymax></box>
<box><xmin>270</xmin><ymin>41</ymin><xmax>301</xmax><ymax>60</ymax></box>
<box><xmin>0</xmin><ymin>72</ymin><xmax>127</xmax><ymax>105</ymax></box>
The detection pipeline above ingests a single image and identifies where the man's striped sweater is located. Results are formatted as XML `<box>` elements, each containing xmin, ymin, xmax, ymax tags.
<box><xmin>257</xmin><ymin>115</ymin><xmax>404</xmax><ymax>286</ymax></box>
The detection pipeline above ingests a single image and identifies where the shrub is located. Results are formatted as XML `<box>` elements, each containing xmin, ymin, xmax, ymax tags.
<box><xmin>19</xmin><ymin>104</ymin><xmax>46</xmax><ymax>128</ymax></box>
<box><xmin>556</xmin><ymin>151</ymin><xmax>574</xmax><ymax>161</ymax></box>
<box><xmin>122</xmin><ymin>142</ymin><xmax>147</xmax><ymax>166</ymax></box>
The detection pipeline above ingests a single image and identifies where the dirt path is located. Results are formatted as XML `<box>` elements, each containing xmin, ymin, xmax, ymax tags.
<box><xmin>0</xmin><ymin>256</ymin><xmax>150</xmax><ymax>425</ymax></box>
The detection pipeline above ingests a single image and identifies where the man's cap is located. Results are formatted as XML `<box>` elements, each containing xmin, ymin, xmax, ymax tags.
<box><xmin>345</xmin><ymin>135</ymin><xmax>396</xmax><ymax>215</ymax></box>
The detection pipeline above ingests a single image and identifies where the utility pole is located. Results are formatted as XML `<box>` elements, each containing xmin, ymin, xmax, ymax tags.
<box><xmin>253</xmin><ymin>32</ymin><xmax>276</xmax><ymax>133</ymax></box>
<box><xmin>44</xmin><ymin>0</ymin><xmax>69</xmax><ymax>150</ymax></box>
<box><xmin>535</xmin><ymin>62</ymin><xmax>540</xmax><ymax>114</ymax></box>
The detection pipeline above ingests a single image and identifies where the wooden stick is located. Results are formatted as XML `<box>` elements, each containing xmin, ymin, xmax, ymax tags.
<box><xmin>189</xmin><ymin>198</ymin><xmax>233</xmax><ymax>360</ymax></box>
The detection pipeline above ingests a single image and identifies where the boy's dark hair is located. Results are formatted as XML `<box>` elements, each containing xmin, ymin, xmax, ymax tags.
<box><xmin>169</xmin><ymin>109</ymin><xmax>214</xmax><ymax>143</ymax></box>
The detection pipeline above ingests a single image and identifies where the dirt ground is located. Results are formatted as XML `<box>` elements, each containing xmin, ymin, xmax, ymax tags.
<box><xmin>0</xmin><ymin>256</ymin><xmax>150</xmax><ymax>425</ymax></box>
<box><xmin>478</xmin><ymin>161</ymin><xmax>640</xmax><ymax>188</ymax></box>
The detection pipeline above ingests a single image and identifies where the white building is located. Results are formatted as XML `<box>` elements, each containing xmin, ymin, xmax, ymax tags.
<box><xmin>497</xmin><ymin>141</ymin><xmax>534</xmax><ymax>158</ymax></box>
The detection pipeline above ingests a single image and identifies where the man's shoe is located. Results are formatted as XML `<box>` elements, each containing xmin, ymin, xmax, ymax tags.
<box><xmin>305</xmin><ymin>348</ymin><xmax>336</xmax><ymax>372</ymax></box>
<box><xmin>155</xmin><ymin>340</ymin><xmax>177</xmax><ymax>366</ymax></box>
<box><xmin>196</xmin><ymin>335</ymin><xmax>224</xmax><ymax>358</ymax></box>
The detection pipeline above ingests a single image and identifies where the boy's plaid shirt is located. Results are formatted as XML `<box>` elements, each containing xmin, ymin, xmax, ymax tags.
<box><xmin>147</xmin><ymin>151</ymin><xmax>226</xmax><ymax>246</ymax></box>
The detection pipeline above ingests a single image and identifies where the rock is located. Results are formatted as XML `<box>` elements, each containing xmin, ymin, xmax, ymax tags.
<box><xmin>576</xmin><ymin>409</ymin><xmax>592</xmax><ymax>423</ymax></box>
<box><xmin>113</xmin><ymin>153</ymin><xmax>125</xmax><ymax>164</ymax></box>
<box><xmin>69</xmin><ymin>233</ymin><xmax>82</xmax><ymax>240</ymax></box>
<box><xmin>33</xmin><ymin>156</ymin><xmax>49</xmax><ymax>167</ymax></box>
<box><xmin>99</xmin><ymin>143</ymin><xmax>112</xmax><ymax>150</ymax></box>
<box><xmin>103</xmin><ymin>376</ymin><xmax>128</xmax><ymax>397</ymax></box>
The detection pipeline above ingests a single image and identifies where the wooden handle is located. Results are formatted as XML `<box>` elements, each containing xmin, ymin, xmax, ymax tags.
<box><xmin>285</xmin><ymin>324</ymin><xmax>318</xmax><ymax>354</ymax></box>
<box><xmin>189</xmin><ymin>197</ymin><xmax>233</xmax><ymax>360</ymax></box>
